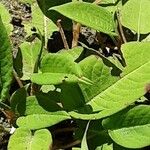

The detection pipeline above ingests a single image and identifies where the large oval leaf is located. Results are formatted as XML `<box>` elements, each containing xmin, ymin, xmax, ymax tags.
<box><xmin>16</xmin><ymin>95</ymin><xmax>71</xmax><ymax>129</ymax></box>
<box><xmin>50</xmin><ymin>2</ymin><xmax>116</xmax><ymax>35</ymax></box>
<box><xmin>0</xmin><ymin>16</ymin><xmax>13</xmax><ymax>101</ymax></box>
<box><xmin>69</xmin><ymin>42</ymin><xmax>150</xmax><ymax>119</ymax></box>
<box><xmin>17</xmin><ymin>113</ymin><xmax>71</xmax><ymax>130</ymax></box>
<box><xmin>102</xmin><ymin>105</ymin><xmax>150</xmax><ymax>148</ymax></box>
<box><xmin>121</xmin><ymin>0</ymin><xmax>150</xmax><ymax>34</ymax></box>
<box><xmin>8</xmin><ymin>128</ymin><xmax>52</xmax><ymax>150</ymax></box>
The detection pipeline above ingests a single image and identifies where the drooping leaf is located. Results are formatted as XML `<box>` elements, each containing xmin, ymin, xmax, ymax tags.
<box><xmin>8</xmin><ymin>128</ymin><xmax>52</xmax><ymax>150</ymax></box>
<box><xmin>102</xmin><ymin>105</ymin><xmax>150</xmax><ymax>148</ymax></box>
<box><xmin>0</xmin><ymin>16</ymin><xmax>13</xmax><ymax>101</ymax></box>
<box><xmin>16</xmin><ymin>94</ymin><xmax>71</xmax><ymax>129</ymax></box>
<box><xmin>121</xmin><ymin>0</ymin><xmax>150</xmax><ymax>34</ymax></box>
<box><xmin>50</xmin><ymin>2</ymin><xmax>116</xmax><ymax>35</ymax></box>
<box><xmin>69</xmin><ymin>42</ymin><xmax>150</xmax><ymax>119</ymax></box>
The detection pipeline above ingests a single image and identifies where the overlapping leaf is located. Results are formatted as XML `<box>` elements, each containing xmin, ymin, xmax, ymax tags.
<box><xmin>102</xmin><ymin>105</ymin><xmax>150</xmax><ymax>148</ymax></box>
<box><xmin>8</xmin><ymin>128</ymin><xmax>52</xmax><ymax>150</ymax></box>
<box><xmin>16</xmin><ymin>94</ymin><xmax>71</xmax><ymax>129</ymax></box>
<box><xmin>0</xmin><ymin>16</ymin><xmax>13</xmax><ymax>101</ymax></box>
<box><xmin>49</xmin><ymin>2</ymin><xmax>116</xmax><ymax>35</ymax></box>
<box><xmin>69</xmin><ymin>42</ymin><xmax>150</xmax><ymax>119</ymax></box>
<box><xmin>31</xmin><ymin>53</ymin><xmax>92</xmax><ymax>85</ymax></box>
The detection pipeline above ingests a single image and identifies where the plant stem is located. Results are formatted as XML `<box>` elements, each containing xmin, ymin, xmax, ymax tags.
<box><xmin>56</xmin><ymin>19</ymin><xmax>69</xmax><ymax>50</ymax></box>
<box><xmin>13</xmin><ymin>69</ymin><xmax>23</xmax><ymax>88</ymax></box>
<box><xmin>0</xmin><ymin>102</ymin><xmax>11</xmax><ymax>110</ymax></box>
<box><xmin>72</xmin><ymin>22</ymin><xmax>81</xmax><ymax>48</ymax></box>
<box><xmin>93</xmin><ymin>0</ymin><xmax>102</xmax><ymax>4</ymax></box>
<box><xmin>31</xmin><ymin>30</ymin><xmax>44</xmax><ymax>95</ymax></box>
<box><xmin>116</xmin><ymin>10</ymin><xmax>127</xmax><ymax>43</ymax></box>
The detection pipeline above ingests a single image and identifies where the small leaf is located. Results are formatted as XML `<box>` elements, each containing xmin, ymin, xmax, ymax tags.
<box><xmin>95</xmin><ymin>143</ymin><xmax>113</xmax><ymax>150</ymax></box>
<box><xmin>40</xmin><ymin>53</ymin><xmax>83</xmax><ymax>77</ymax></box>
<box><xmin>20</xmin><ymin>39</ymin><xmax>42</xmax><ymax>80</ymax></box>
<box><xmin>81</xmin><ymin>121</ymin><xmax>90</xmax><ymax>150</ymax></box>
<box><xmin>59</xmin><ymin>46</ymin><xmax>83</xmax><ymax>61</ymax></box>
<box><xmin>50</xmin><ymin>2</ymin><xmax>116</xmax><ymax>35</ymax></box>
<box><xmin>8</xmin><ymin>128</ymin><xmax>52</xmax><ymax>150</ymax></box>
<box><xmin>121</xmin><ymin>0</ymin><xmax>150</xmax><ymax>34</ymax></box>
<box><xmin>102</xmin><ymin>105</ymin><xmax>150</xmax><ymax>148</ymax></box>
<box><xmin>0</xmin><ymin>16</ymin><xmax>13</xmax><ymax>101</ymax></box>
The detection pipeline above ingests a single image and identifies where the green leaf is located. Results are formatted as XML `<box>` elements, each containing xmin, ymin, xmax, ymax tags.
<box><xmin>95</xmin><ymin>143</ymin><xmax>113</xmax><ymax>150</ymax></box>
<box><xmin>60</xmin><ymin>83</ymin><xmax>85</xmax><ymax>111</ymax></box>
<box><xmin>0</xmin><ymin>16</ymin><xmax>13</xmax><ymax>101</ymax></box>
<box><xmin>31</xmin><ymin>73</ymin><xmax>92</xmax><ymax>85</ymax></box>
<box><xmin>40</xmin><ymin>53</ymin><xmax>83</xmax><ymax>76</ymax></box>
<box><xmin>8</xmin><ymin>128</ymin><xmax>52</xmax><ymax>150</ymax></box>
<box><xmin>69</xmin><ymin>42</ymin><xmax>150</xmax><ymax>119</ymax></box>
<box><xmin>75</xmin><ymin>120</ymin><xmax>112</xmax><ymax>150</ymax></box>
<box><xmin>31</xmin><ymin>73</ymin><xmax>79</xmax><ymax>85</ymax></box>
<box><xmin>59</xmin><ymin>46</ymin><xmax>83</xmax><ymax>61</ymax></box>
<box><xmin>10</xmin><ymin>87</ymin><xmax>27</xmax><ymax>116</ymax></box>
<box><xmin>0</xmin><ymin>3</ymin><xmax>13</xmax><ymax>35</ymax></box>
<box><xmin>20</xmin><ymin>39</ymin><xmax>42</xmax><ymax>80</ymax></box>
<box><xmin>79</xmin><ymin>55</ymin><xmax>121</xmax><ymax>102</ymax></box>
<box><xmin>18</xmin><ymin>0</ymin><xmax>36</xmax><ymax>5</ymax></box>
<box><xmin>24</xmin><ymin>2</ymin><xmax>58</xmax><ymax>37</ymax></box>
<box><xmin>102</xmin><ymin>105</ymin><xmax>150</xmax><ymax>148</ymax></box>
<box><xmin>17</xmin><ymin>113</ymin><xmax>70</xmax><ymax>130</ymax></box>
<box><xmin>50</xmin><ymin>2</ymin><xmax>116</xmax><ymax>36</ymax></box>
<box><xmin>81</xmin><ymin>121</ymin><xmax>90</xmax><ymax>150</ymax></box>
<box><xmin>16</xmin><ymin>94</ymin><xmax>71</xmax><ymax>129</ymax></box>
<box><xmin>36</xmin><ymin>0</ymin><xmax>72</xmax><ymax>29</ymax></box>
<box><xmin>121</xmin><ymin>0</ymin><xmax>150</xmax><ymax>34</ymax></box>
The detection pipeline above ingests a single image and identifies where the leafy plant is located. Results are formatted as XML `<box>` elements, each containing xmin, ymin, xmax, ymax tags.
<box><xmin>0</xmin><ymin>0</ymin><xmax>150</xmax><ymax>149</ymax></box>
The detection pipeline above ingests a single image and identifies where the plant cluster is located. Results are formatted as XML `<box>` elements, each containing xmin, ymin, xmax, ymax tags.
<box><xmin>0</xmin><ymin>0</ymin><xmax>150</xmax><ymax>149</ymax></box>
